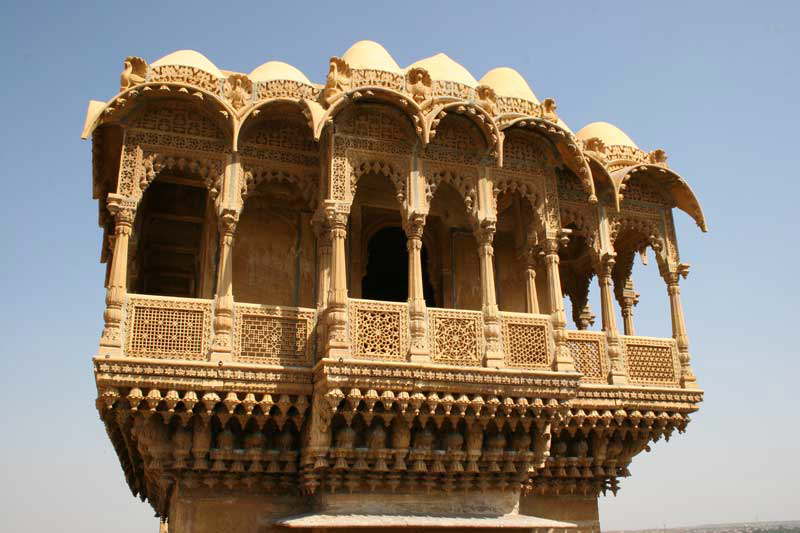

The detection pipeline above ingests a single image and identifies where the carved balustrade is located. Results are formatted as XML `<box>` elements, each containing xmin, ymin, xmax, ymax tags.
<box><xmin>117</xmin><ymin>292</ymin><xmax>685</xmax><ymax>389</ymax></box>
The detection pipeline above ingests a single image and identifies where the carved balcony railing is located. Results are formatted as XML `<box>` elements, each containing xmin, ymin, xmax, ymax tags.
<box><xmin>348</xmin><ymin>298</ymin><xmax>409</xmax><ymax>361</ymax></box>
<box><xmin>124</xmin><ymin>294</ymin><xmax>214</xmax><ymax>361</ymax></box>
<box><xmin>117</xmin><ymin>294</ymin><xmax>688</xmax><ymax>390</ymax></box>
<box><xmin>427</xmin><ymin>307</ymin><xmax>484</xmax><ymax>366</ymax></box>
<box><xmin>500</xmin><ymin>312</ymin><xmax>553</xmax><ymax>370</ymax></box>
<box><xmin>565</xmin><ymin>330</ymin><xmax>609</xmax><ymax>384</ymax></box>
<box><xmin>622</xmin><ymin>335</ymin><xmax>681</xmax><ymax>388</ymax></box>
<box><xmin>233</xmin><ymin>303</ymin><xmax>316</xmax><ymax>367</ymax></box>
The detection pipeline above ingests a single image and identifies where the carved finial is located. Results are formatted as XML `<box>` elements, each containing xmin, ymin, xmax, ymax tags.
<box><xmin>540</xmin><ymin>98</ymin><xmax>558</xmax><ymax>122</ymax></box>
<box><xmin>583</xmin><ymin>137</ymin><xmax>606</xmax><ymax>155</ymax></box>
<box><xmin>475</xmin><ymin>85</ymin><xmax>498</xmax><ymax>116</ymax></box>
<box><xmin>406</xmin><ymin>67</ymin><xmax>432</xmax><ymax>105</ymax></box>
<box><xmin>322</xmin><ymin>57</ymin><xmax>351</xmax><ymax>108</ymax></box>
<box><xmin>119</xmin><ymin>56</ymin><xmax>147</xmax><ymax>92</ymax></box>
<box><xmin>648</xmin><ymin>149</ymin><xmax>668</xmax><ymax>166</ymax></box>
<box><xmin>223</xmin><ymin>74</ymin><xmax>253</xmax><ymax>110</ymax></box>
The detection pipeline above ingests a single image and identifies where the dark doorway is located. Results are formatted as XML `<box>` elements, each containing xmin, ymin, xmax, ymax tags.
<box><xmin>361</xmin><ymin>226</ymin><xmax>436</xmax><ymax>306</ymax></box>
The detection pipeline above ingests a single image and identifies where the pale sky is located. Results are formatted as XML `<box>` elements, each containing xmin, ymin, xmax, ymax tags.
<box><xmin>1</xmin><ymin>1</ymin><xmax>798</xmax><ymax>531</ymax></box>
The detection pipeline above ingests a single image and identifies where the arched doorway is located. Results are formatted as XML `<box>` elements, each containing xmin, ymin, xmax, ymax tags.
<box><xmin>361</xmin><ymin>226</ymin><xmax>436</xmax><ymax>306</ymax></box>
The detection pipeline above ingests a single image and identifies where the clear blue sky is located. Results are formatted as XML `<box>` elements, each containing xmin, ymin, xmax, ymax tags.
<box><xmin>1</xmin><ymin>2</ymin><xmax>797</xmax><ymax>531</ymax></box>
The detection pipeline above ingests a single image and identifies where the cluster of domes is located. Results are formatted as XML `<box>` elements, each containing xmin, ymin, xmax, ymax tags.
<box><xmin>137</xmin><ymin>41</ymin><xmax>643</xmax><ymax>149</ymax></box>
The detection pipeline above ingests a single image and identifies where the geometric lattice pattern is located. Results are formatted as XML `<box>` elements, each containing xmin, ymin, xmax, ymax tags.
<box><xmin>624</xmin><ymin>337</ymin><xmax>679</xmax><ymax>387</ymax></box>
<box><xmin>125</xmin><ymin>296</ymin><xmax>212</xmax><ymax>360</ymax></box>
<box><xmin>501</xmin><ymin>312</ymin><xmax>551</xmax><ymax>369</ymax></box>
<box><xmin>566</xmin><ymin>331</ymin><xmax>608</xmax><ymax>383</ymax></box>
<box><xmin>233</xmin><ymin>304</ymin><xmax>315</xmax><ymax>366</ymax></box>
<box><xmin>349</xmin><ymin>299</ymin><xmax>408</xmax><ymax>361</ymax></box>
<box><xmin>429</xmin><ymin>308</ymin><xmax>482</xmax><ymax>366</ymax></box>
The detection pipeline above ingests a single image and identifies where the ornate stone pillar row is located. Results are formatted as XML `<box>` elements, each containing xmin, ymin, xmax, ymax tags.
<box><xmin>323</xmin><ymin>202</ymin><xmax>351</xmax><ymax>358</ymax></box>
<box><xmin>543</xmin><ymin>237</ymin><xmax>576</xmax><ymax>372</ymax></box>
<box><xmin>475</xmin><ymin>219</ymin><xmax>504</xmax><ymax>367</ymax></box>
<box><xmin>404</xmin><ymin>212</ymin><xmax>430</xmax><ymax>362</ymax></box>
<box><xmin>210</xmin><ymin>208</ymin><xmax>238</xmax><ymax>362</ymax></box>
<box><xmin>597</xmin><ymin>253</ymin><xmax>628</xmax><ymax>384</ymax></box>
<box><xmin>620</xmin><ymin>277</ymin><xmax>639</xmax><ymax>336</ymax></box>
<box><xmin>665</xmin><ymin>267</ymin><xmax>698</xmax><ymax>388</ymax></box>
<box><xmin>98</xmin><ymin>193</ymin><xmax>137</xmax><ymax>357</ymax></box>
<box><xmin>524</xmin><ymin>250</ymin><xmax>540</xmax><ymax>314</ymax></box>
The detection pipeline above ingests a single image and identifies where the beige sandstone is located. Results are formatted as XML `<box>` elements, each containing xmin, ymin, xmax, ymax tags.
<box><xmin>85</xmin><ymin>40</ymin><xmax>706</xmax><ymax>533</ymax></box>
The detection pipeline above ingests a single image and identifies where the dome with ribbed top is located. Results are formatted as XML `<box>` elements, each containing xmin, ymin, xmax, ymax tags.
<box><xmin>479</xmin><ymin>67</ymin><xmax>539</xmax><ymax>103</ymax></box>
<box><xmin>407</xmin><ymin>53</ymin><xmax>478</xmax><ymax>87</ymax></box>
<box><xmin>341</xmin><ymin>40</ymin><xmax>402</xmax><ymax>73</ymax></box>
<box><xmin>576</xmin><ymin>121</ymin><xmax>637</xmax><ymax>148</ymax></box>
<box><xmin>249</xmin><ymin>61</ymin><xmax>312</xmax><ymax>84</ymax></box>
<box><xmin>150</xmin><ymin>50</ymin><xmax>223</xmax><ymax>79</ymax></box>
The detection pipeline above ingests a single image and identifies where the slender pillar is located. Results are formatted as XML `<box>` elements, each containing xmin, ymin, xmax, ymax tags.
<box><xmin>313</xmin><ymin>216</ymin><xmax>333</xmax><ymax>361</ymax></box>
<box><xmin>524</xmin><ymin>250</ymin><xmax>540</xmax><ymax>314</ymax></box>
<box><xmin>665</xmin><ymin>269</ymin><xmax>697</xmax><ymax>388</ymax></box>
<box><xmin>476</xmin><ymin>220</ymin><xmax>504</xmax><ymax>367</ymax></box>
<box><xmin>405</xmin><ymin>212</ymin><xmax>430</xmax><ymax>362</ymax></box>
<box><xmin>98</xmin><ymin>194</ymin><xmax>136</xmax><ymax>357</ymax></box>
<box><xmin>543</xmin><ymin>236</ymin><xmax>576</xmax><ymax>372</ymax></box>
<box><xmin>324</xmin><ymin>203</ymin><xmax>350</xmax><ymax>358</ymax></box>
<box><xmin>597</xmin><ymin>253</ymin><xmax>627</xmax><ymax>384</ymax></box>
<box><xmin>620</xmin><ymin>277</ymin><xmax>639</xmax><ymax>336</ymax></box>
<box><xmin>210</xmin><ymin>208</ymin><xmax>238</xmax><ymax>362</ymax></box>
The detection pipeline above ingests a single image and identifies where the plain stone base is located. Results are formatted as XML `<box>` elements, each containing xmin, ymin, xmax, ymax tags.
<box><xmin>168</xmin><ymin>487</ymin><xmax>600</xmax><ymax>533</ymax></box>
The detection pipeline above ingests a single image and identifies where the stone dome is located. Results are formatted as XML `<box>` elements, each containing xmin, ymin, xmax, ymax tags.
<box><xmin>249</xmin><ymin>61</ymin><xmax>312</xmax><ymax>84</ymax></box>
<box><xmin>407</xmin><ymin>53</ymin><xmax>478</xmax><ymax>87</ymax></box>
<box><xmin>479</xmin><ymin>67</ymin><xmax>539</xmax><ymax>103</ymax></box>
<box><xmin>576</xmin><ymin>122</ymin><xmax>638</xmax><ymax>148</ymax></box>
<box><xmin>150</xmin><ymin>50</ymin><xmax>223</xmax><ymax>79</ymax></box>
<box><xmin>341</xmin><ymin>40</ymin><xmax>402</xmax><ymax>73</ymax></box>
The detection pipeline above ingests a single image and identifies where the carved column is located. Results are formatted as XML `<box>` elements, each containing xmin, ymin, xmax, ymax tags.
<box><xmin>404</xmin><ymin>212</ymin><xmax>430</xmax><ymax>362</ymax></box>
<box><xmin>524</xmin><ymin>250</ymin><xmax>540</xmax><ymax>314</ymax></box>
<box><xmin>598</xmin><ymin>253</ymin><xmax>628</xmax><ymax>384</ymax></box>
<box><xmin>324</xmin><ymin>202</ymin><xmax>350</xmax><ymax>358</ymax></box>
<box><xmin>665</xmin><ymin>269</ymin><xmax>697</xmax><ymax>388</ymax></box>
<box><xmin>476</xmin><ymin>220</ymin><xmax>504</xmax><ymax>367</ymax></box>
<box><xmin>620</xmin><ymin>277</ymin><xmax>639</xmax><ymax>336</ymax></box>
<box><xmin>210</xmin><ymin>208</ymin><xmax>238</xmax><ymax>362</ymax></box>
<box><xmin>314</xmin><ymin>216</ymin><xmax>333</xmax><ymax>359</ymax></box>
<box><xmin>98</xmin><ymin>193</ymin><xmax>136</xmax><ymax>357</ymax></box>
<box><xmin>544</xmin><ymin>237</ymin><xmax>576</xmax><ymax>372</ymax></box>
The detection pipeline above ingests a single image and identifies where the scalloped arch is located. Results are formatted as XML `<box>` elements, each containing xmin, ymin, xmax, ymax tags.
<box><xmin>613</xmin><ymin>164</ymin><xmax>707</xmax><ymax>232</ymax></box>
<box><xmin>314</xmin><ymin>88</ymin><xmax>427</xmax><ymax>144</ymax></box>
<box><xmin>427</xmin><ymin>102</ymin><xmax>502</xmax><ymax>165</ymax></box>
<box><xmin>236</xmin><ymin>98</ymin><xmax>319</xmax><ymax>150</ymax></box>
<box><xmin>81</xmin><ymin>82</ymin><xmax>236</xmax><ymax>143</ymax></box>
<box><xmin>501</xmin><ymin>116</ymin><xmax>595</xmax><ymax>203</ymax></box>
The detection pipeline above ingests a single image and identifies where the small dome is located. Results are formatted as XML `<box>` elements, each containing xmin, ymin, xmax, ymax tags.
<box><xmin>479</xmin><ymin>67</ymin><xmax>539</xmax><ymax>103</ymax></box>
<box><xmin>341</xmin><ymin>40</ymin><xmax>401</xmax><ymax>73</ymax></box>
<box><xmin>407</xmin><ymin>53</ymin><xmax>478</xmax><ymax>87</ymax></box>
<box><xmin>249</xmin><ymin>61</ymin><xmax>312</xmax><ymax>84</ymax></box>
<box><xmin>576</xmin><ymin>121</ymin><xmax>638</xmax><ymax>148</ymax></box>
<box><xmin>151</xmin><ymin>50</ymin><xmax>223</xmax><ymax>79</ymax></box>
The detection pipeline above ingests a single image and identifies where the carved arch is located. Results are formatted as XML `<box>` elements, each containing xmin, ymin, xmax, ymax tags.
<box><xmin>502</xmin><ymin>117</ymin><xmax>595</xmax><ymax>204</ymax></box>
<box><xmin>237</xmin><ymin>98</ymin><xmax>320</xmax><ymax>151</ymax></box>
<box><xmin>612</xmin><ymin>165</ymin><xmax>707</xmax><ymax>232</ymax></box>
<box><xmin>315</xmin><ymin>89</ymin><xmax>427</xmax><ymax>144</ymax></box>
<box><xmin>240</xmin><ymin>165</ymin><xmax>318</xmax><ymax>211</ymax></box>
<box><xmin>426</xmin><ymin>168</ymin><xmax>479</xmax><ymax>221</ymax></box>
<box><xmin>426</xmin><ymin>102</ymin><xmax>501</xmax><ymax>164</ymax></box>
<box><xmin>349</xmin><ymin>157</ymin><xmax>407</xmax><ymax>207</ymax></box>
<box><xmin>81</xmin><ymin>82</ymin><xmax>235</xmax><ymax>144</ymax></box>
